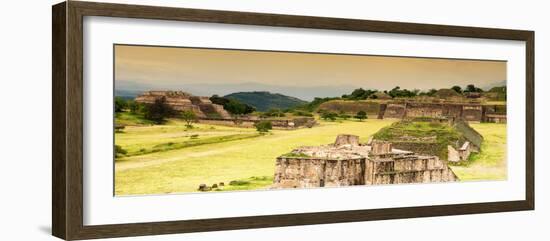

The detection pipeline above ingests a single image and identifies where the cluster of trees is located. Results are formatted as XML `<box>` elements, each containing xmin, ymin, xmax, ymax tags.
<box><xmin>210</xmin><ymin>95</ymin><xmax>255</xmax><ymax>115</ymax></box>
<box><xmin>341</xmin><ymin>88</ymin><xmax>377</xmax><ymax>100</ymax></box>
<box><xmin>340</xmin><ymin>87</ymin><xmax>420</xmax><ymax>100</ymax></box>
<box><xmin>334</xmin><ymin>84</ymin><xmax>488</xmax><ymax>101</ymax></box>
<box><xmin>451</xmin><ymin>84</ymin><xmax>484</xmax><ymax>94</ymax></box>
<box><xmin>387</xmin><ymin>86</ymin><xmax>419</xmax><ymax>98</ymax></box>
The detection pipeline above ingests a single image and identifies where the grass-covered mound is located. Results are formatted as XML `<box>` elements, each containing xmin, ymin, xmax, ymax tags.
<box><xmin>373</xmin><ymin>120</ymin><xmax>467</xmax><ymax>160</ymax></box>
<box><xmin>317</xmin><ymin>100</ymin><xmax>382</xmax><ymax>117</ymax></box>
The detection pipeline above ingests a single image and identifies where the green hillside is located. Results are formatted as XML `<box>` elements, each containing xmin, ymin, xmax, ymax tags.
<box><xmin>224</xmin><ymin>91</ymin><xmax>307</xmax><ymax>111</ymax></box>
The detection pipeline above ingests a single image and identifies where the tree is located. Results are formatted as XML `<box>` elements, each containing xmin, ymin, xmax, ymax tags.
<box><xmin>209</xmin><ymin>95</ymin><xmax>229</xmax><ymax>106</ymax></box>
<box><xmin>126</xmin><ymin>100</ymin><xmax>144</xmax><ymax>114</ymax></box>
<box><xmin>213</xmin><ymin>96</ymin><xmax>255</xmax><ymax>115</ymax></box>
<box><xmin>388</xmin><ymin>86</ymin><xmax>417</xmax><ymax>98</ymax></box>
<box><xmin>464</xmin><ymin>84</ymin><xmax>483</xmax><ymax>93</ymax></box>
<box><xmin>451</xmin><ymin>85</ymin><xmax>463</xmax><ymax>94</ymax></box>
<box><xmin>355</xmin><ymin>111</ymin><xmax>367</xmax><ymax>121</ymax></box>
<box><xmin>321</xmin><ymin>112</ymin><xmax>337</xmax><ymax>121</ymax></box>
<box><xmin>181</xmin><ymin>110</ymin><xmax>197</xmax><ymax>128</ymax></box>
<box><xmin>339</xmin><ymin>111</ymin><xmax>350</xmax><ymax>120</ymax></box>
<box><xmin>346</xmin><ymin>88</ymin><xmax>377</xmax><ymax>100</ymax></box>
<box><xmin>114</xmin><ymin>97</ymin><xmax>127</xmax><ymax>112</ymax></box>
<box><xmin>254</xmin><ymin>120</ymin><xmax>272</xmax><ymax>134</ymax></box>
<box><xmin>143</xmin><ymin>97</ymin><xmax>174</xmax><ymax>124</ymax></box>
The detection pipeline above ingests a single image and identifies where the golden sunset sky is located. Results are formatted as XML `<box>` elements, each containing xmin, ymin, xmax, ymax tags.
<box><xmin>115</xmin><ymin>44</ymin><xmax>506</xmax><ymax>100</ymax></box>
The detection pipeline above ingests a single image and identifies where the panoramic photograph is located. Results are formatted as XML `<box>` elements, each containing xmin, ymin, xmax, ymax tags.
<box><xmin>113</xmin><ymin>44</ymin><xmax>507</xmax><ymax>196</ymax></box>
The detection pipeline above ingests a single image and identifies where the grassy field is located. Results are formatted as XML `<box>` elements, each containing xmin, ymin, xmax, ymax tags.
<box><xmin>115</xmin><ymin>120</ymin><xmax>260</xmax><ymax>157</ymax></box>
<box><xmin>450</xmin><ymin>123</ymin><xmax>507</xmax><ymax>181</ymax></box>
<box><xmin>115</xmin><ymin>118</ymin><xmax>395</xmax><ymax>195</ymax></box>
<box><xmin>115</xmin><ymin>116</ymin><xmax>507</xmax><ymax>195</ymax></box>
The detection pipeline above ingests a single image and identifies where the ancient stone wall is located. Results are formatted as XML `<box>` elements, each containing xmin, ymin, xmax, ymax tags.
<box><xmin>404</xmin><ymin>103</ymin><xmax>445</xmax><ymax>119</ymax></box>
<box><xmin>461</xmin><ymin>105</ymin><xmax>483</xmax><ymax>122</ymax></box>
<box><xmin>273</xmin><ymin>157</ymin><xmax>366</xmax><ymax>188</ymax></box>
<box><xmin>482</xmin><ymin>104</ymin><xmax>507</xmax><ymax>123</ymax></box>
<box><xmin>389</xmin><ymin>142</ymin><xmax>445</xmax><ymax>160</ymax></box>
<box><xmin>383</xmin><ymin>103</ymin><xmax>406</xmax><ymax>119</ymax></box>
<box><xmin>317</xmin><ymin>100</ymin><xmax>381</xmax><ymax>117</ymax></box>
<box><xmin>366</xmin><ymin>151</ymin><xmax>458</xmax><ymax>185</ymax></box>
<box><xmin>403</xmin><ymin>102</ymin><xmax>483</xmax><ymax>122</ymax></box>
<box><xmin>484</xmin><ymin>114</ymin><xmax>507</xmax><ymax>123</ymax></box>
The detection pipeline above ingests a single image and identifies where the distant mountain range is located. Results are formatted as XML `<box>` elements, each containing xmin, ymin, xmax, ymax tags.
<box><xmin>224</xmin><ymin>91</ymin><xmax>307</xmax><ymax>112</ymax></box>
<box><xmin>115</xmin><ymin>80</ymin><xmax>358</xmax><ymax>101</ymax></box>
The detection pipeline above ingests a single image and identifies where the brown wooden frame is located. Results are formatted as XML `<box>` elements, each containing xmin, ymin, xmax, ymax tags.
<box><xmin>52</xmin><ymin>1</ymin><xmax>535</xmax><ymax>240</ymax></box>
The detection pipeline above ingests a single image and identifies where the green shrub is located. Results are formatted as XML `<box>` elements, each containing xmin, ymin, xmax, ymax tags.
<box><xmin>339</xmin><ymin>113</ymin><xmax>351</xmax><ymax>120</ymax></box>
<box><xmin>355</xmin><ymin>111</ymin><xmax>367</xmax><ymax>121</ymax></box>
<box><xmin>321</xmin><ymin>112</ymin><xmax>337</xmax><ymax>121</ymax></box>
<box><xmin>254</xmin><ymin>120</ymin><xmax>272</xmax><ymax>133</ymax></box>
<box><xmin>181</xmin><ymin>110</ymin><xmax>197</xmax><ymax>128</ymax></box>
<box><xmin>115</xmin><ymin>145</ymin><xmax>127</xmax><ymax>158</ymax></box>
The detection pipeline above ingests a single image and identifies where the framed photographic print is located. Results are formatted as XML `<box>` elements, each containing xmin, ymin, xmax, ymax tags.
<box><xmin>52</xmin><ymin>1</ymin><xmax>534</xmax><ymax>240</ymax></box>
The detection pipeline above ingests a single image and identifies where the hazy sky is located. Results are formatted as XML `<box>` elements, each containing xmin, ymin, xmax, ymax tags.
<box><xmin>115</xmin><ymin>45</ymin><xmax>506</xmax><ymax>100</ymax></box>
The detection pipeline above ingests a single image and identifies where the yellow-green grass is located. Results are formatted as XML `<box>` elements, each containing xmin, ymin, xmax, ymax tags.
<box><xmin>115</xmin><ymin>119</ymin><xmax>395</xmax><ymax>195</ymax></box>
<box><xmin>116</xmin><ymin>120</ymin><xmax>259</xmax><ymax>157</ymax></box>
<box><xmin>450</xmin><ymin>123</ymin><xmax>507</xmax><ymax>181</ymax></box>
<box><xmin>115</xmin><ymin>112</ymin><xmax>155</xmax><ymax>126</ymax></box>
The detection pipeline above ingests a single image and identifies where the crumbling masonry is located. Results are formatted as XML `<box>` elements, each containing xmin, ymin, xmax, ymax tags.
<box><xmin>135</xmin><ymin>91</ymin><xmax>231</xmax><ymax>119</ymax></box>
<box><xmin>273</xmin><ymin>135</ymin><xmax>458</xmax><ymax>189</ymax></box>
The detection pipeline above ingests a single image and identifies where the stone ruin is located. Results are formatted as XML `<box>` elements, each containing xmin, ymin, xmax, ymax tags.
<box><xmin>371</xmin><ymin>119</ymin><xmax>483</xmax><ymax>163</ymax></box>
<box><xmin>319</xmin><ymin>100</ymin><xmax>506</xmax><ymax>123</ymax></box>
<box><xmin>135</xmin><ymin>90</ymin><xmax>317</xmax><ymax>129</ymax></box>
<box><xmin>273</xmin><ymin>134</ymin><xmax>458</xmax><ymax>189</ymax></box>
<box><xmin>135</xmin><ymin>90</ymin><xmax>231</xmax><ymax>119</ymax></box>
